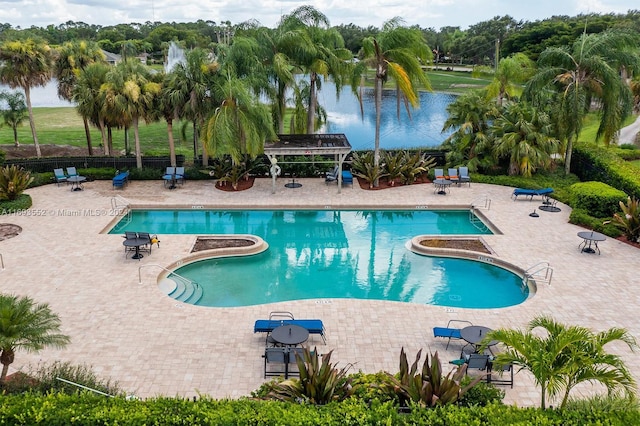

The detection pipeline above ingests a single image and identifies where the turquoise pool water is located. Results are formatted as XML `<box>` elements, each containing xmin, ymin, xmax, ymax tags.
<box><xmin>111</xmin><ymin>209</ymin><xmax>527</xmax><ymax>308</ymax></box>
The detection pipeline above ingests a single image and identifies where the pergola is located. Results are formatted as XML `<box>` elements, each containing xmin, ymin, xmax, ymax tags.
<box><xmin>263</xmin><ymin>134</ymin><xmax>352</xmax><ymax>193</ymax></box>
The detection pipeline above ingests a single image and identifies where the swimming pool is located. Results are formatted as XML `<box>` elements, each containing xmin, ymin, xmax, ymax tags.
<box><xmin>111</xmin><ymin>209</ymin><xmax>528</xmax><ymax>308</ymax></box>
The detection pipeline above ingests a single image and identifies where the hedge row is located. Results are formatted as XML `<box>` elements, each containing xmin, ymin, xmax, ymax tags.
<box><xmin>0</xmin><ymin>394</ymin><xmax>638</xmax><ymax>425</ymax></box>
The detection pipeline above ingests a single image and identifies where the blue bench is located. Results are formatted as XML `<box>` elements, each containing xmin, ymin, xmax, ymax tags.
<box><xmin>112</xmin><ymin>171</ymin><xmax>130</xmax><ymax>189</ymax></box>
<box><xmin>254</xmin><ymin>319</ymin><xmax>326</xmax><ymax>344</ymax></box>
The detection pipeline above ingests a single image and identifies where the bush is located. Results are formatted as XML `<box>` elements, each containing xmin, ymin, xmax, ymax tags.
<box><xmin>567</xmin><ymin>208</ymin><xmax>621</xmax><ymax>237</ymax></box>
<box><xmin>569</xmin><ymin>181</ymin><xmax>627</xmax><ymax>218</ymax></box>
<box><xmin>0</xmin><ymin>193</ymin><xmax>32</xmax><ymax>214</ymax></box>
<box><xmin>0</xmin><ymin>165</ymin><xmax>33</xmax><ymax>200</ymax></box>
<box><xmin>456</xmin><ymin>378</ymin><xmax>505</xmax><ymax>407</ymax></box>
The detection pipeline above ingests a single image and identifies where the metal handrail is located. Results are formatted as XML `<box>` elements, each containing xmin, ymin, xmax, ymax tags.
<box><xmin>138</xmin><ymin>264</ymin><xmax>201</xmax><ymax>292</ymax></box>
<box><xmin>471</xmin><ymin>194</ymin><xmax>491</xmax><ymax>210</ymax></box>
<box><xmin>0</xmin><ymin>253</ymin><xmax>4</xmax><ymax>270</ymax></box>
<box><xmin>110</xmin><ymin>195</ymin><xmax>130</xmax><ymax>211</ymax></box>
<box><xmin>524</xmin><ymin>261</ymin><xmax>553</xmax><ymax>286</ymax></box>
<box><xmin>56</xmin><ymin>377</ymin><xmax>114</xmax><ymax>397</ymax></box>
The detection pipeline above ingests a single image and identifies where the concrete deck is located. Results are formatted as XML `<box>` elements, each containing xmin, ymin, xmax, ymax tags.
<box><xmin>1</xmin><ymin>177</ymin><xmax>638</xmax><ymax>407</ymax></box>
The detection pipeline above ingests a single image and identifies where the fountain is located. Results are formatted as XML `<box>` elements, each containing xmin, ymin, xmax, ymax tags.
<box><xmin>164</xmin><ymin>41</ymin><xmax>186</xmax><ymax>73</ymax></box>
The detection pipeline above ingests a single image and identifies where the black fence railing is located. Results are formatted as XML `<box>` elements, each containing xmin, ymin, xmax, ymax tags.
<box><xmin>4</xmin><ymin>155</ymin><xmax>185</xmax><ymax>173</ymax></box>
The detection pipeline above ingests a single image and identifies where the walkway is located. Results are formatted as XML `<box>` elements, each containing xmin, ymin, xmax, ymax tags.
<box><xmin>618</xmin><ymin>115</ymin><xmax>640</xmax><ymax>144</ymax></box>
<box><xmin>1</xmin><ymin>178</ymin><xmax>638</xmax><ymax>407</ymax></box>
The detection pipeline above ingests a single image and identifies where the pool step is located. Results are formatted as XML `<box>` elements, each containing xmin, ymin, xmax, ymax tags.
<box><xmin>162</xmin><ymin>276</ymin><xmax>203</xmax><ymax>305</ymax></box>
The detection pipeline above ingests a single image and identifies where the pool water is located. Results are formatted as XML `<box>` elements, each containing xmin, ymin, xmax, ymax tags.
<box><xmin>111</xmin><ymin>209</ymin><xmax>527</xmax><ymax>308</ymax></box>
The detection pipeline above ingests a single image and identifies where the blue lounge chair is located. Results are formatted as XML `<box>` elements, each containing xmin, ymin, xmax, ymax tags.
<box><xmin>511</xmin><ymin>187</ymin><xmax>553</xmax><ymax>201</ymax></box>
<box><xmin>66</xmin><ymin>167</ymin><xmax>78</xmax><ymax>178</ymax></box>
<box><xmin>459</xmin><ymin>167</ymin><xmax>471</xmax><ymax>186</ymax></box>
<box><xmin>342</xmin><ymin>170</ymin><xmax>353</xmax><ymax>187</ymax></box>
<box><xmin>175</xmin><ymin>167</ymin><xmax>185</xmax><ymax>185</ymax></box>
<box><xmin>112</xmin><ymin>170</ymin><xmax>129</xmax><ymax>189</ymax></box>
<box><xmin>433</xmin><ymin>319</ymin><xmax>472</xmax><ymax>349</ymax></box>
<box><xmin>255</xmin><ymin>311</ymin><xmax>326</xmax><ymax>344</ymax></box>
<box><xmin>53</xmin><ymin>168</ymin><xmax>68</xmax><ymax>186</ymax></box>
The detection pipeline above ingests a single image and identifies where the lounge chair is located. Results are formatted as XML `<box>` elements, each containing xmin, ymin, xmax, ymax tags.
<box><xmin>511</xmin><ymin>187</ymin><xmax>554</xmax><ymax>201</ymax></box>
<box><xmin>254</xmin><ymin>311</ymin><xmax>326</xmax><ymax>344</ymax></box>
<box><xmin>66</xmin><ymin>167</ymin><xmax>78</xmax><ymax>178</ymax></box>
<box><xmin>325</xmin><ymin>166</ymin><xmax>339</xmax><ymax>184</ymax></box>
<box><xmin>112</xmin><ymin>170</ymin><xmax>129</xmax><ymax>189</ymax></box>
<box><xmin>53</xmin><ymin>168</ymin><xmax>68</xmax><ymax>186</ymax></box>
<box><xmin>459</xmin><ymin>167</ymin><xmax>471</xmax><ymax>186</ymax></box>
<box><xmin>433</xmin><ymin>319</ymin><xmax>473</xmax><ymax>350</ymax></box>
<box><xmin>341</xmin><ymin>170</ymin><xmax>353</xmax><ymax>187</ymax></box>
<box><xmin>448</xmin><ymin>168</ymin><xmax>459</xmax><ymax>185</ymax></box>
<box><xmin>433</xmin><ymin>168</ymin><xmax>445</xmax><ymax>180</ymax></box>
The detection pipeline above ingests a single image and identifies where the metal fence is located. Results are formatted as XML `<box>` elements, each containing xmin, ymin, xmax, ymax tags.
<box><xmin>4</xmin><ymin>155</ymin><xmax>185</xmax><ymax>173</ymax></box>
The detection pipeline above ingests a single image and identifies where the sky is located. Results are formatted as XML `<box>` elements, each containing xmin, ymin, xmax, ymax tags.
<box><xmin>0</xmin><ymin>0</ymin><xmax>636</xmax><ymax>31</ymax></box>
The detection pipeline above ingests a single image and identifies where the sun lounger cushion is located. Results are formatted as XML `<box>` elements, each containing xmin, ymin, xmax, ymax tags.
<box><xmin>112</xmin><ymin>171</ymin><xmax>130</xmax><ymax>189</ymax></box>
<box><xmin>254</xmin><ymin>319</ymin><xmax>326</xmax><ymax>343</ymax></box>
<box><xmin>512</xmin><ymin>187</ymin><xmax>553</xmax><ymax>200</ymax></box>
<box><xmin>433</xmin><ymin>327</ymin><xmax>461</xmax><ymax>339</ymax></box>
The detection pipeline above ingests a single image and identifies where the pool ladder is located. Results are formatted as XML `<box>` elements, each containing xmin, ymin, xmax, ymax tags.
<box><xmin>523</xmin><ymin>261</ymin><xmax>553</xmax><ymax>287</ymax></box>
<box><xmin>0</xmin><ymin>252</ymin><xmax>4</xmax><ymax>271</ymax></box>
<box><xmin>110</xmin><ymin>196</ymin><xmax>132</xmax><ymax>232</ymax></box>
<box><xmin>138</xmin><ymin>264</ymin><xmax>203</xmax><ymax>305</ymax></box>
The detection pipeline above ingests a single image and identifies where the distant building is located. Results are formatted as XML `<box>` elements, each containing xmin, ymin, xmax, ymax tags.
<box><xmin>102</xmin><ymin>50</ymin><xmax>121</xmax><ymax>66</ymax></box>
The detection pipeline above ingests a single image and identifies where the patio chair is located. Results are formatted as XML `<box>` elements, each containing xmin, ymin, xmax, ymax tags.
<box><xmin>433</xmin><ymin>319</ymin><xmax>472</xmax><ymax>350</ymax></box>
<box><xmin>263</xmin><ymin>347</ymin><xmax>288</xmax><ymax>378</ymax></box>
<box><xmin>433</xmin><ymin>168</ymin><xmax>445</xmax><ymax>180</ymax></box>
<box><xmin>459</xmin><ymin>167</ymin><xmax>471</xmax><ymax>186</ymax></box>
<box><xmin>66</xmin><ymin>167</ymin><xmax>78</xmax><ymax>177</ymax></box>
<box><xmin>137</xmin><ymin>232</ymin><xmax>155</xmax><ymax>254</ymax></box>
<box><xmin>124</xmin><ymin>232</ymin><xmax>138</xmax><ymax>257</ymax></box>
<box><xmin>53</xmin><ymin>168</ymin><xmax>68</xmax><ymax>186</ymax></box>
<box><xmin>163</xmin><ymin>167</ymin><xmax>177</xmax><ymax>188</ymax></box>
<box><xmin>488</xmin><ymin>362</ymin><xmax>514</xmax><ymax>387</ymax></box>
<box><xmin>175</xmin><ymin>167</ymin><xmax>185</xmax><ymax>185</ymax></box>
<box><xmin>448</xmin><ymin>168</ymin><xmax>460</xmax><ymax>185</ymax></box>
<box><xmin>465</xmin><ymin>354</ymin><xmax>491</xmax><ymax>382</ymax></box>
<box><xmin>325</xmin><ymin>166</ymin><xmax>339</xmax><ymax>184</ymax></box>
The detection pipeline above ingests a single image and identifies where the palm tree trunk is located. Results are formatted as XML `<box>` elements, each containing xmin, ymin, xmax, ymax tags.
<box><xmin>374</xmin><ymin>75</ymin><xmax>383</xmax><ymax>187</ymax></box>
<box><xmin>23</xmin><ymin>86</ymin><xmax>41</xmax><ymax>158</ymax></box>
<box><xmin>12</xmin><ymin>127</ymin><xmax>19</xmax><ymax>146</ymax></box>
<box><xmin>167</xmin><ymin>119</ymin><xmax>176</xmax><ymax>167</ymax></box>
<box><xmin>83</xmin><ymin>117</ymin><xmax>94</xmax><ymax>155</ymax></box>
<box><xmin>277</xmin><ymin>82</ymin><xmax>286</xmax><ymax>134</ymax></box>
<box><xmin>133</xmin><ymin>116</ymin><xmax>142</xmax><ymax>169</ymax></box>
<box><xmin>192</xmin><ymin>121</ymin><xmax>199</xmax><ymax>165</ymax></box>
<box><xmin>307</xmin><ymin>72</ymin><xmax>318</xmax><ymax>134</ymax></box>
<box><xmin>99</xmin><ymin>119</ymin><xmax>109</xmax><ymax>155</ymax></box>
<box><xmin>564</xmin><ymin>137</ymin><xmax>574</xmax><ymax>175</ymax></box>
<box><xmin>0</xmin><ymin>362</ymin><xmax>9</xmax><ymax>383</ymax></box>
<box><xmin>107</xmin><ymin>127</ymin><xmax>113</xmax><ymax>155</ymax></box>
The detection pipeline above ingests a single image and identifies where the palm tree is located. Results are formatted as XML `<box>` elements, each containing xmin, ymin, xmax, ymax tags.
<box><xmin>441</xmin><ymin>91</ymin><xmax>500</xmax><ymax>172</ymax></box>
<box><xmin>485</xmin><ymin>315</ymin><xmax>637</xmax><ymax>409</ymax></box>
<box><xmin>280</xmin><ymin>5</ymin><xmax>353</xmax><ymax>134</ymax></box>
<box><xmin>73</xmin><ymin>63</ymin><xmax>111</xmax><ymax>154</ymax></box>
<box><xmin>361</xmin><ymin>17</ymin><xmax>432</xmax><ymax>183</ymax></box>
<box><xmin>524</xmin><ymin>29</ymin><xmax>640</xmax><ymax>174</ymax></box>
<box><xmin>476</xmin><ymin>53</ymin><xmax>535</xmax><ymax>105</ymax></box>
<box><xmin>0</xmin><ymin>38</ymin><xmax>54</xmax><ymax>158</ymax></box>
<box><xmin>0</xmin><ymin>294</ymin><xmax>70</xmax><ymax>384</ymax></box>
<box><xmin>492</xmin><ymin>102</ymin><xmax>559</xmax><ymax>177</ymax></box>
<box><xmin>202</xmin><ymin>70</ymin><xmax>276</xmax><ymax>166</ymax></box>
<box><xmin>55</xmin><ymin>40</ymin><xmax>106</xmax><ymax>155</ymax></box>
<box><xmin>101</xmin><ymin>60</ymin><xmax>160</xmax><ymax>168</ymax></box>
<box><xmin>0</xmin><ymin>91</ymin><xmax>27</xmax><ymax>146</ymax></box>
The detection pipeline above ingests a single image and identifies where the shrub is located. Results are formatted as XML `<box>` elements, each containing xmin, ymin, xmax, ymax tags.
<box><xmin>569</xmin><ymin>181</ymin><xmax>627</xmax><ymax>218</ymax></box>
<box><xmin>456</xmin><ymin>378</ymin><xmax>505</xmax><ymax>407</ymax></box>
<box><xmin>0</xmin><ymin>165</ymin><xmax>33</xmax><ymax>201</ymax></box>
<box><xmin>0</xmin><ymin>193</ymin><xmax>32</xmax><ymax>214</ymax></box>
<box><xmin>611</xmin><ymin>197</ymin><xmax>640</xmax><ymax>242</ymax></box>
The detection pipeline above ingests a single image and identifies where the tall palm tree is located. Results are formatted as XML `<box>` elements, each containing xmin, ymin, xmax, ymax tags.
<box><xmin>101</xmin><ymin>60</ymin><xmax>160</xmax><ymax>168</ymax></box>
<box><xmin>0</xmin><ymin>38</ymin><xmax>54</xmax><ymax>158</ymax></box>
<box><xmin>202</xmin><ymin>71</ymin><xmax>276</xmax><ymax>165</ymax></box>
<box><xmin>524</xmin><ymin>29</ymin><xmax>640</xmax><ymax>174</ymax></box>
<box><xmin>361</xmin><ymin>17</ymin><xmax>432</xmax><ymax>183</ymax></box>
<box><xmin>55</xmin><ymin>40</ymin><xmax>106</xmax><ymax>155</ymax></box>
<box><xmin>477</xmin><ymin>52</ymin><xmax>535</xmax><ymax>105</ymax></box>
<box><xmin>0</xmin><ymin>294</ymin><xmax>70</xmax><ymax>384</ymax></box>
<box><xmin>166</xmin><ymin>48</ymin><xmax>217</xmax><ymax>163</ymax></box>
<box><xmin>492</xmin><ymin>101</ymin><xmax>559</xmax><ymax>177</ymax></box>
<box><xmin>73</xmin><ymin>63</ymin><xmax>111</xmax><ymax>154</ymax></box>
<box><xmin>441</xmin><ymin>91</ymin><xmax>500</xmax><ymax>172</ymax></box>
<box><xmin>280</xmin><ymin>5</ymin><xmax>353</xmax><ymax>134</ymax></box>
<box><xmin>485</xmin><ymin>315</ymin><xmax>637</xmax><ymax>409</ymax></box>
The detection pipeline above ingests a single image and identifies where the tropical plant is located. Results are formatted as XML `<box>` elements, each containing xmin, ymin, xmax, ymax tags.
<box><xmin>524</xmin><ymin>29</ymin><xmax>640</xmax><ymax>174</ymax></box>
<box><xmin>0</xmin><ymin>38</ymin><xmax>54</xmax><ymax>158</ymax></box>
<box><xmin>491</xmin><ymin>101</ymin><xmax>559</xmax><ymax>177</ymax></box>
<box><xmin>0</xmin><ymin>91</ymin><xmax>27</xmax><ymax>146</ymax></box>
<box><xmin>0</xmin><ymin>165</ymin><xmax>33</xmax><ymax>201</ymax></box>
<box><xmin>474</xmin><ymin>53</ymin><xmax>535</xmax><ymax>105</ymax></box>
<box><xmin>611</xmin><ymin>196</ymin><xmax>640</xmax><ymax>242</ymax></box>
<box><xmin>381</xmin><ymin>348</ymin><xmax>481</xmax><ymax>408</ymax></box>
<box><xmin>361</xmin><ymin>17</ymin><xmax>432</xmax><ymax>185</ymax></box>
<box><xmin>73</xmin><ymin>62</ymin><xmax>111</xmax><ymax>154</ymax></box>
<box><xmin>441</xmin><ymin>91</ymin><xmax>500</xmax><ymax>172</ymax></box>
<box><xmin>352</xmin><ymin>162</ymin><xmax>388</xmax><ymax>189</ymax></box>
<box><xmin>484</xmin><ymin>315</ymin><xmax>637</xmax><ymax>409</ymax></box>
<box><xmin>265</xmin><ymin>347</ymin><xmax>354</xmax><ymax>405</ymax></box>
<box><xmin>55</xmin><ymin>40</ymin><xmax>106</xmax><ymax>155</ymax></box>
<box><xmin>399</xmin><ymin>151</ymin><xmax>436</xmax><ymax>185</ymax></box>
<box><xmin>381</xmin><ymin>150</ymin><xmax>406</xmax><ymax>185</ymax></box>
<box><xmin>0</xmin><ymin>294</ymin><xmax>70</xmax><ymax>384</ymax></box>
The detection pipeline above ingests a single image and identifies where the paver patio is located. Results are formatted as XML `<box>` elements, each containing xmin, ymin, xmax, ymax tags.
<box><xmin>1</xmin><ymin>177</ymin><xmax>638</xmax><ymax>407</ymax></box>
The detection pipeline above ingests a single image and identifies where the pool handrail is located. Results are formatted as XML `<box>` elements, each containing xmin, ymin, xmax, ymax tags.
<box><xmin>524</xmin><ymin>261</ymin><xmax>553</xmax><ymax>286</ymax></box>
<box><xmin>138</xmin><ymin>264</ymin><xmax>201</xmax><ymax>293</ymax></box>
<box><xmin>0</xmin><ymin>252</ymin><xmax>4</xmax><ymax>270</ymax></box>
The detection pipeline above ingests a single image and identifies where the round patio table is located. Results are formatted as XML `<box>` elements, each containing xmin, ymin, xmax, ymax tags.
<box><xmin>270</xmin><ymin>324</ymin><xmax>309</xmax><ymax>346</ymax></box>
<box><xmin>433</xmin><ymin>178</ymin><xmax>452</xmax><ymax>195</ymax></box>
<box><xmin>578</xmin><ymin>231</ymin><xmax>606</xmax><ymax>254</ymax></box>
<box><xmin>460</xmin><ymin>326</ymin><xmax>498</xmax><ymax>353</ymax></box>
